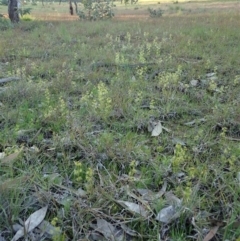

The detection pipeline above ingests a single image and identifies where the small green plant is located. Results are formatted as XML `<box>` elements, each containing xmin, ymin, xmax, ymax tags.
<box><xmin>73</xmin><ymin>161</ymin><xmax>94</xmax><ymax>192</ymax></box>
<box><xmin>18</xmin><ymin>7</ymin><xmax>32</xmax><ymax>17</ymax></box>
<box><xmin>80</xmin><ymin>81</ymin><xmax>112</xmax><ymax>120</ymax></box>
<box><xmin>20</xmin><ymin>14</ymin><xmax>35</xmax><ymax>21</ymax></box>
<box><xmin>128</xmin><ymin>160</ymin><xmax>137</xmax><ymax>178</ymax></box>
<box><xmin>158</xmin><ymin>66</ymin><xmax>183</xmax><ymax>92</ymax></box>
<box><xmin>172</xmin><ymin>144</ymin><xmax>190</xmax><ymax>173</ymax></box>
<box><xmin>0</xmin><ymin>15</ymin><xmax>12</xmax><ymax>31</ymax></box>
<box><xmin>50</xmin><ymin>217</ymin><xmax>66</xmax><ymax>241</ymax></box>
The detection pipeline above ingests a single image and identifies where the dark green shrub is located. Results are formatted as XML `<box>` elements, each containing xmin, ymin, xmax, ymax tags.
<box><xmin>148</xmin><ymin>7</ymin><xmax>163</xmax><ymax>18</ymax></box>
<box><xmin>78</xmin><ymin>0</ymin><xmax>114</xmax><ymax>21</ymax></box>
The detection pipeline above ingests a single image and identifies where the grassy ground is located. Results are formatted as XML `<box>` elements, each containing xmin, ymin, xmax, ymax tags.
<box><xmin>1</xmin><ymin>2</ymin><xmax>240</xmax><ymax>240</ymax></box>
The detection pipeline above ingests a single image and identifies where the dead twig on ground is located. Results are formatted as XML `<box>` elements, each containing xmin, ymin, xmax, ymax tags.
<box><xmin>0</xmin><ymin>77</ymin><xmax>20</xmax><ymax>84</ymax></box>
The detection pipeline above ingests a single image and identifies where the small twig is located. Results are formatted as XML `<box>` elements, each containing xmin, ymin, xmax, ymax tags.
<box><xmin>226</xmin><ymin>137</ymin><xmax>240</xmax><ymax>141</ymax></box>
<box><xmin>90</xmin><ymin>62</ymin><xmax>157</xmax><ymax>70</ymax></box>
<box><xmin>178</xmin><ymin>57</ymin><xmax>202</xmax><ymax>64</ymax></box>
<box><xmin>31</xmin><ymin>128</ymin><xmax>43</xmax><ymax>143</ymax></box>
<box><xmin>0</xmin><ymin>77</ymin><xmax>20</xmax><ymax>84</ymax></box>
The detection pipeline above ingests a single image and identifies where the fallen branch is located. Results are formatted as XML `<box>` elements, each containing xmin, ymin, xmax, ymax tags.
<box><xmin>226</xmin><ymin>137</ymin><xmax>240</xmax><ymax>142</ymax></box>
<box><xmin>0</xmin><ymin>77</ymin><xmax>20</xmax><ymax>84</ymax></box>
<box><xmin>178</xmin><ymin>57</ymin><xmax>203</xmax><ymax>64</ymax></box>
<box><xmin>90</xmin><ymin>62</ymin><xmax>157</xmax><ymax>70</ymax></box>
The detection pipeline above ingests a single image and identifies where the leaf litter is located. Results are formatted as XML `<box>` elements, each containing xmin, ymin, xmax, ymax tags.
<box><xmin>11</xmin><ymin>206</ymin><xmax>48</xmax><ymax>241</ymax></box>
<box><xmin>1</xmin><ymin>14</ymin><xmax>240</xmax><ymax>241</ymax></box>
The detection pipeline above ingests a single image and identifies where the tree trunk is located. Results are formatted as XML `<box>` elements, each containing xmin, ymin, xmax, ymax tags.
<box><xmin>8</xmin><ymin>0</ymin><xmax>20</xmax><ymax>23</ymax></box>
<box><xmin>73</xmin><ymin>0</ymin><xmax>78</xmax><ymax>14</ymax></box>
<box><xmin>69</xmin><ymin>0</ymin><xmax>73</xmax><ymax>15</ymax></box>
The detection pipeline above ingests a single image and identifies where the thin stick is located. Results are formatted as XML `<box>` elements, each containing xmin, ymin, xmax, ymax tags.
<box><xmin>0</xmin><ymin>77</ymin><xmax>20</xmax><ymax>84</ymax></box>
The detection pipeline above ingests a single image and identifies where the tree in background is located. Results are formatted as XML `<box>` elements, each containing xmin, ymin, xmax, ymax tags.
<box><xmin>69</xmin><ymin>0</ymin><xmax>78</xmax><ymax>15</ymax></box>
<box><xmin>78</xmin><ymin>0</ymin><xmax>114</xmax><ymax>20</ymax></box>
<box><xmin>121</xmin><ymin>0</ymin><xmax>138</xmax><ymax>5</ymax></box>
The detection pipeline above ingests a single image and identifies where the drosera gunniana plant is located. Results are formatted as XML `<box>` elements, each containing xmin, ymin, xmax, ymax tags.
<box><xmin>1</xmin><ymin>8</ymin><xmax>240</xmax><ymax>241</ymax></box>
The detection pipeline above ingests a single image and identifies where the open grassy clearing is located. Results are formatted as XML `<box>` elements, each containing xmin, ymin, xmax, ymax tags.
<box><xmin>1</xmin><ymin>3</ymin><xmax>240</xmax><ymax>241</ymax></box>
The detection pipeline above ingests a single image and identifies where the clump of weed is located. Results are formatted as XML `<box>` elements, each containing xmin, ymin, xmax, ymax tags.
<box><xmin>0</xmin><ymin>15</ymin><xmax>12</xmax><ymax>31</ymax></box>
<box><xmin>80</xmin><ymin>81</ymin><xmax>113</xmax><ymax>120</ymax></box>
<box><xmin>20</xmin><ymin>14</ymin><xmax>35</xmax><ymax>21</ymax></box>
<box><xmin>73</xmin><ymin>161</ymin><xmax>95</xmax><ymax>193</ymax></box>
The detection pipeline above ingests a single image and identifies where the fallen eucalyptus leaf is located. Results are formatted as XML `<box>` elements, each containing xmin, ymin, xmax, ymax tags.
<box><xmin>43</xmin><ymin>173</ymin><xmax>63</xmax><ymax>186</ymax></box>
<box><xmin>96</xmin><ymin>219</ymin><xmax>124</xmax><ymax>241</ymax></box>
<box><xmin>136</xmin><ymin>189</ymin><xmax>155</xmax><ymax>201</ymax></box>
<box><xmin>117</xmin><ymin>201</ymin><xmax>149</xmax><ymax>218</ymax></box>
<box><xmin>184</xmin><ymin>118</ymin><xmax>206</xmax><ymax>126</ymax></box>
<box><xmin>190</xmin><ymin>79</ymin><xmax>199</xmax><ymax>87</ymax></box>
<box><xmin>206</xmin><ymin>73</ymin><xmax>215</xmax><ymax>78</ymax></box>
<box><xmin>38</xmin><ymin>220</ymin><xmax>61</xmax><ymax>238</ymax></box>
<box><xmin>184</xmin><ymin>120</ymin><xmax>196</xmax><ymax>126</ymax></box>
<box><xmin>151</xmin><ymin>121</ymin><xmax>162</xmax><ymax>137</ymax></box>
<box><xmin>76</xmin><ymin>188</ymin><xmax>87</xmax><ymax>197</ymax></box>
<box><xmin>0</xmin><ymin>152</ymin><xmax>5</xmax><ymax>159</ymax></box>
<box><xmin>96</xmin><ymin>218</ymin><xmax>115</xmax><ymax>238</ymax></box>
<box><xmin>165</xmin><ymin>192</ymin><xmax>182</xmax><ymax>206</ymax></box>
<box><xmin>156</xmin><ymin>205</ymin><xmax>179</xmax><ymax>223</ymax></box>
<box><xmin>137</xmin><ymin>181</ymin><xmax>167</xmax><ymax>201</ymax></box>
<box><xmin>120</xmin><ymin>223</ymin><xmax>138</xmax><ymax>237</ymax></box>
<box><xmin>89</xmin><ymin>232</ymin><xmax>106</xmax><ymax>241</ymax></box>
<box><xmin>0</xmin><ymin>150</ymin><xmax>22</xmax><ymax>166</ymax></box>
<box><xmin>12</xmin><ymin>224</ymin><xmax>22</xmax><ymax>232</ymax></box>
<box><xmin>203</xmin><ymin>226</ymin><xmax>219</xmax><ymax>241</ymax></box>
<box><xmin>11</xmin><ymin>206</ymin><xmax>48</xmax><ymax>241</ymax></box>
<box><xmin>156</xmin><ymin>192</ymin><xmax>182</xmax><ymax>224</ymax></box>
<box><xmin>210</xmin><ymin>76</ymin><xmax>218</xmax><ymax>81</ymax></box>
<box><xmin>172</xmin><ymin>138</ymin><xmax>186</xmax><ymax>146</ymax></box>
